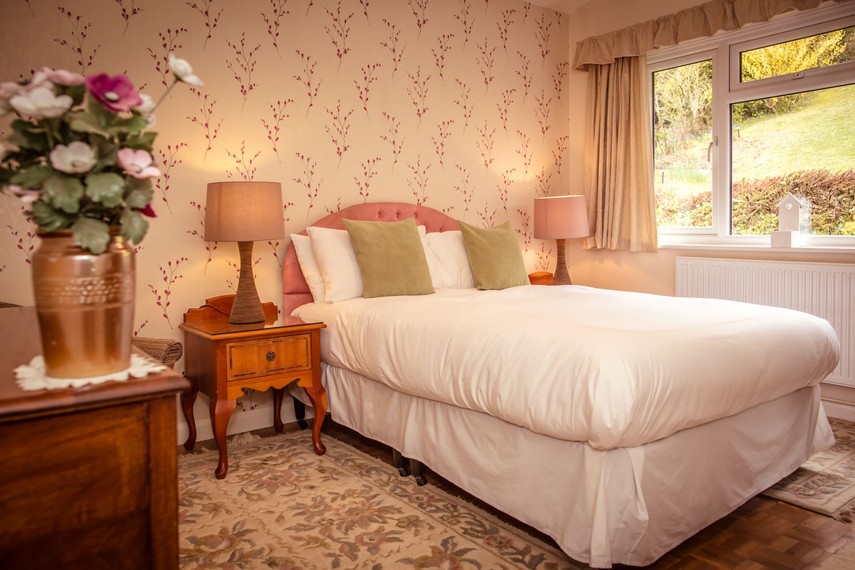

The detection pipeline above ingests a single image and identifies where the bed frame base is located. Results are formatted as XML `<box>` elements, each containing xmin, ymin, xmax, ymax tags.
<box><xmin>392</xmin><ymin>450</ymin><xmax>427</xmax><ymax>486</ymax></box>
<box><xmin>295</xmin><ymin>398</ymin><xmax>428</xmax><ymax>485</ymax></box>
<box><xmin>293</xmin><ymin>398</ymin><xmax>309</xmax><ymax>430</ymax></box>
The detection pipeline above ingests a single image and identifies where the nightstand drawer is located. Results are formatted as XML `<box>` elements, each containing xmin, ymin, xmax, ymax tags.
<box><xmin>226</xmin><ymin>335</ymin><xmax>311</xmax><ymax>381</ymax></box>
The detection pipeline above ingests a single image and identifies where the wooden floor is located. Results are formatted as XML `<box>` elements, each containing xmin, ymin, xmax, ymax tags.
<box><xmin>319</xmin><ymin>420</ymin><xmax>855</xmax><ymax>570</ymax></box>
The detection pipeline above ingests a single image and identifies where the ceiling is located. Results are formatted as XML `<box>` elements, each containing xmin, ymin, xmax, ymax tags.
<box><xmin>527</xmin><ymin>0</ymin><xmax>598</xmax><ymax>15</ymax></box>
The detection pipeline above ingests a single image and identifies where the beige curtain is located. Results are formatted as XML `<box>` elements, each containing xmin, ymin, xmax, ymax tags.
<box><xmin>575</xmin><ymin>0</ymin><xmax>850</xmax><ymax>252</ymax></box>
<box><xmin>584</xmin><ymin>57</ymin><xmax>657</xmax><ymax>252</ymax></box>
<box><xmin>573</xmin><ymin>0</ymin><xmax>850</xmax><ymax>70</ymax></box>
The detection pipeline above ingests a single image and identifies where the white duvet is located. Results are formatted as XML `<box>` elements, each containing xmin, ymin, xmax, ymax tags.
<box><xmin>294</xmin><ymin>286</ymin><xmax>839</xmax><ymax>450</ymax></box>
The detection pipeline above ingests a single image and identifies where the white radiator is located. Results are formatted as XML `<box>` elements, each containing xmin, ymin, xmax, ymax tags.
<box><xmin>676</xmin><ymin>257</ymin><xmax>855</xmax><ymax>388</ymax></box>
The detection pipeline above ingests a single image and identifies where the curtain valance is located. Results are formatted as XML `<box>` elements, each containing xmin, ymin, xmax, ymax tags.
<box><xmin>574</xmin><ymin>0</ymin><xmax>851</xmax><ymax>70</ymax></box>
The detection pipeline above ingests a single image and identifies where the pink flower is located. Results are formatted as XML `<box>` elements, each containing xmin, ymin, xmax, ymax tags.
<box><xmin>31</xmin><ymin>68</ymin><xmax>86</xmax><ymax>88</ymax></box>
<box><xmin>4</xmin><ymin>184</ymin><xmax>42</xmax><ymax>204</ymax></box>
<box><xmin>137</xmin><ymin>204</ymin><xmax>157</xmax><ymax>218</ymax></box>
<box><xmin>0</xmin><ymin>82</ymin><xmax>25</xmax><ymax>99</ymax></box>
<box><xmin>116</xmin><ymin>148</ymin><xmax>161</xmax><ymax>179</ymax></box>
<box><xmin>85</xmin><ymin>73</ymin><xmax>142</xmax><ymax>113</ymax></box>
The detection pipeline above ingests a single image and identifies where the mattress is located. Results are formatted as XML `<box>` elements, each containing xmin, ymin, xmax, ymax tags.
<box><xmin>295</xmin><ymin>285</ymin><xmax>839</xmax><ymax>449</ymax></box>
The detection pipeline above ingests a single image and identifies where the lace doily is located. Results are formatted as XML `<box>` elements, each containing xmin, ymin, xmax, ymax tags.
<box><xmin>15</xmin><ymin>354</ymin><xmax>166</xmax><ymax>391</ymax></box>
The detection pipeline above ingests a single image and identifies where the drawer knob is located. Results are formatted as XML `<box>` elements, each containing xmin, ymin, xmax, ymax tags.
<box><xmin>266</xmin><ymin>351</ymin><xmax>276</xmax><ymax>362</ymax></box>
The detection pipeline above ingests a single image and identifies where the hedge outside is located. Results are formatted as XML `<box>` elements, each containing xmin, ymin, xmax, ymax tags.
<box><xmin>656</xmin><ymin>169</ymin><xmax>855</xmax><ymax>235</ymax></box>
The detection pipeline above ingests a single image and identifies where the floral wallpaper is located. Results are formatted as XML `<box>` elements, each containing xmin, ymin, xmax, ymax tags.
<box><xmin>0</xmin><ymin>0</ymin><xmax>568</xmax><ymax>422</ymax></box>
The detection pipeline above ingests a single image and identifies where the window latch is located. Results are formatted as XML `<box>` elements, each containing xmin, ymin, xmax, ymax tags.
<box><xmin>707</xmin><ymin>136</ymin><xmax>718</xmax><ymax>162</ymax></box>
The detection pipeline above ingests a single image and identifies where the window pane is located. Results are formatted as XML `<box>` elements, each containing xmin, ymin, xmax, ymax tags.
<box><xmin>653</xmin><ymin>60</ymin><xmax>713</xmax><ymax>228</ymax></box>
<box><xmin>740</xmin><ymin>26</ymin><xmax>855</xmax><ymax>82</ymax></box>
<box><xmin>731</xmin><ymin>83</ymin><xmax>855</xmax><ymax>236</ymax></box>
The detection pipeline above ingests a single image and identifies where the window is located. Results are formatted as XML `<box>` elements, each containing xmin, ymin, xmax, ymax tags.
<box><xmin>648</xmin><ymin>5</ymin><xmax>855</xmax><ymax>247</ymax></box>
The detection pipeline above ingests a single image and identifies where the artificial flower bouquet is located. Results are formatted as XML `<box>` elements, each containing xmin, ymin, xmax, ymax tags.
<box><xmin>0</xmin><ymin>54</ymin><xmax>202</xmax><ymax>253</ymax></box>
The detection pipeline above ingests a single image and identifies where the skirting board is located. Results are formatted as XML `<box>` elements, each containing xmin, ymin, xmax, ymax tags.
<box><xmin>821</xmin><ymin>399</ymin><xmax>855</xmax><ymax>423</ymax></box>
<box><xmin>176</xmin><ymin>402</ymin><xmax>315</xmax><ymax>446</ymax></box>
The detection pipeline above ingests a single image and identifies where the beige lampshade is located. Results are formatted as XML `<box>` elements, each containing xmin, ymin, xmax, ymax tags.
<box><xmin>533</xmin><ymin>195</ymin><xmax>590</xmax><ymax>240</ymax></box>
<box><xmin>204</xmin><ymin>181</ymin><xmax>285</xmax><ymax>242</ymax></box>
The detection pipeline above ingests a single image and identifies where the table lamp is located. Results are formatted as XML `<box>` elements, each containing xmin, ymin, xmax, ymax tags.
<box><xmin>533</xmin><ymin>195</ymin><xmax>590</xmax><ymax>286</ymax></box>
<box><xmin>205</xmin><ymin>181</ymin><xmax>285</xmax><ymax>323</ymax></box>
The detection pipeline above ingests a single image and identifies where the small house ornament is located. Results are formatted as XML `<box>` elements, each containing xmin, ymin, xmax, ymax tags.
<box><xmin>771</xmin><ymin>193</ymin><xmax>807</xmax><ymax>247</ymax></box>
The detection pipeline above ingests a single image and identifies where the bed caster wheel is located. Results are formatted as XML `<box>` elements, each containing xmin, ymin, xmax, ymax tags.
<box><xmin>393</xmin><ymin>450</ymin><xmax>410</xmax><ymax>476</ymax></box>
<box><xmin>414</xmin><ymin>475</ymin><xmax>428</xmax><ymax>486</ymax></box>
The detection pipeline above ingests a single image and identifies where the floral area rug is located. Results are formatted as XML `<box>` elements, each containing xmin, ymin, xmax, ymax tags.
<box><xmin>763</xmin><ymin>418</ymin><xmax>855</xmax><ymax>523</ymax></box>
<box><xmin>178</xmin><ymin>430</ymin><xmax>581</xmax><ymax>569</ymax></box>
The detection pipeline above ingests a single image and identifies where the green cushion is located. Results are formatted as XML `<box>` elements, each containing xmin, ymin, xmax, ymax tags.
<box><xmin>458</xmin><ymin>220</ymin><xmax>529</xmax><ymax>290</ymax></box>
<box><xmin>343</xmin><ymin>218</ymin><xmax>435</xmax><ymax>298</ymax></box>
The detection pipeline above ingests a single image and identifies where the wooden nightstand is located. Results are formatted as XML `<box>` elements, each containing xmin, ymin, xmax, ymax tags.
<box><xmin>179</xmin><ymin>295</ymin><xmax>327</xmax><ymax>479</ymax></box>
<box><xmin>528</xmin><ymin>271</ymin><xmax>554</xmax><ymax>285</ymax></box>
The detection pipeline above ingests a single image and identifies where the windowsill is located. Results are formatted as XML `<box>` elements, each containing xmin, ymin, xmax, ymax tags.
<box><xmin>657</xmin><ymin>232</ymin><xmax>855</xmax><ymax>254</ymax></box>
<box><xmin>658</xmin><ymin>241</ymin><xmax>855</xmax><ymax>255</ymax></box>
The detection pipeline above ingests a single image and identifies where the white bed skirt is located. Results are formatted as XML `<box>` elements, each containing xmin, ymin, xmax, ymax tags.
<box><xmin>303</xmin><ymin>363</ymin><xmax>833</xmax><ymax>568</ymax></box>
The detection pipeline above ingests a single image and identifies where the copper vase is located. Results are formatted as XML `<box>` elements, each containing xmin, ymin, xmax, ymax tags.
<box><xmin>31</xmin><ymin>230</ymin><xmax>135</xmax><ymax>378</ymax></box>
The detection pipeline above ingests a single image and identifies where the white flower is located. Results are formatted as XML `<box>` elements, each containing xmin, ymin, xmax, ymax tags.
<box><xmin>167</xmin><ymin>53</ymin><xmax>203</xmax><ymax>87</ymax></box>
<box><xmin>10</xmin><ymin>86</ymin><xmax>72</xmax><ymax>119</ymax></box>
<box><xmin>135</xmin><ymin>93</ymin><xmax>156</xmax><ymax>115</ymax></box>
<box><xmin>117</xmin><ymin>148</ymin><xmax>161</xmax><ymax>179</ymax></box>
<box><xmin>49</xmin><ymin>141</ymin><xmax>97</xmax><ymax>174</ymax></box>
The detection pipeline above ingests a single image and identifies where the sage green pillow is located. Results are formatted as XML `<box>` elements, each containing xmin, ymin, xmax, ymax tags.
<box><xmin>458</xmin><ymin>220</ymin><xmax>528</xmax><ymax>290</ymax></box>
<box><xmin>342</xmin><ymin>217</ymin><xmax>434</xmax><ymax>298</ymax></box>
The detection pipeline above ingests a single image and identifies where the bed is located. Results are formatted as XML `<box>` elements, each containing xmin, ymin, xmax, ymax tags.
<box><xmin>281</xmin><ymin>202</ymin><xmax>839</xmax><ymax>568</ymax></box>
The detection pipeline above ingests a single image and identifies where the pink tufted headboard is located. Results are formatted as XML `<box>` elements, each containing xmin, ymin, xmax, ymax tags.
<box><xmin>282</xmin><ymin>202</ymin><xmax>459</xmax><ymax>315</ymax></box>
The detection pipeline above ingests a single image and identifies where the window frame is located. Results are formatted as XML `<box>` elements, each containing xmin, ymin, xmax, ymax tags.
<box><xmin>647</xmin><ymin>3</ymin><xmax>855</xmax><ymax>250</ymax></box>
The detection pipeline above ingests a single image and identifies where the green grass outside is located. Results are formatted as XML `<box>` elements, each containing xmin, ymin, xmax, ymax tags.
<box><xmin>732</xmin><ymin>83</ymin><xmax>855</xmax><ymax>180</ymax></box>
<box><xmin>655</xmin><ymin>83</ymin><xmax>855</xmax><ymax>229</ymax></box>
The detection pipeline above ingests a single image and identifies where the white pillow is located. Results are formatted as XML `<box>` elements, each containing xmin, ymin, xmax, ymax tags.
<box><xmin>422</xmin><ymin>230</ymin><xmax>477</xmax><ymax>289</ymax></box>
<box><xmin>306</xmin><ymin>226</ymin><xmax>363</xmax><ymax>303</ymax></box>
<box><xmin>307</xmin><ymin>224</ymin><xmax>428</xmax><ymax>303</ymax></box>
<box><xmin>289</xmin><ymin>234</ymin><xmax>326</xmax><ymax>303</ymax></box>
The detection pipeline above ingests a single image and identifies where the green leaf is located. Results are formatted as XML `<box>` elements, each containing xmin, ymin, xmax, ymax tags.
<box><xmin>124</xmin><ymin>178</ymin><xmax>154</xmax><ymax>209</ymax></box>
<box><xmin>125</xmin><ymin>130</ymin><xmax>157</xmax><ymax>150</ymax></box>
<box><xmin>120</xmin><ymin>209</ymin><xmax>148</xmax><ymax>244</ymax></box>
<box><xmin>72</xmin><ymin>217</ymin><xmax>111</xmax><ymax>254</ymax></box>
<box><xmin>9</xmin><ymin>164</ymin><xmax>52</xmax><ymax>188</ymax></box>
<box><xmin>43</xmin><ymin>175</ymin><xmax>84</xmax><ymax>214</ymax></box>
<box><xmin>29</xmin><ymin>200</ymin><xmax>72</xmax><ymax>231</ymax></box>
<box><xmin>68</xmin><ymin>111</ymin><xmax>109</xmax><ymax>137</ymax></box>
<box><xmin>87</xmin><ymin>98</ymin><xmax>116</xmax><ymax>122</ymax></box>
<box><xmin>85</xmin><ymin>172</ymin><xmax>125</xmax><ymax>207</ymax></box>
<box><xmin>59</xmin><ymin>84</ymin><xmax>86</xmax><ymax>105</ymax></box>
<box><xmin>7</xmin><ymin>120</ymin><xmax>49</xmax><ymax>152</ymax></box>
<box><xmin>108</xmin><ymin>114</ymin><xmax>148</xmax><ymax>137</ymax></box>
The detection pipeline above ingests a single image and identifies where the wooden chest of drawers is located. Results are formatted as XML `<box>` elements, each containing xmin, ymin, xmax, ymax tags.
<box><xmin>0</xmin><ymin>306</ymin><xmax>188</xmax><ymax>569</ymax></box>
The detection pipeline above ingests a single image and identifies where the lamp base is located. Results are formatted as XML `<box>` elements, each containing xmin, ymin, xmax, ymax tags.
<box><xmin>230</xmin><ymin>241</ymin><xmax>265</xmax><ymax>324</ymax></box>
<box><xmin>552</xmin><ymin>238</ymin><xmax>572</xmax><ymax>286</ymax></box>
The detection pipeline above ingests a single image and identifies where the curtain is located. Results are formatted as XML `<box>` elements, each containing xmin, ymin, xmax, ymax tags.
<box><xmin>583</xmin><ymin>57</ymin><xmax>658</xmax><ymax>252</ymax></box>
<box><xmin>575</xmin><ymin>0</ymin><xmax>850</xmax><ymax>252</ymax></box>
<box><xmin>573</xmin><ymin>0</ymin><xmax>850</xmax><ymax>70</ymax></box>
